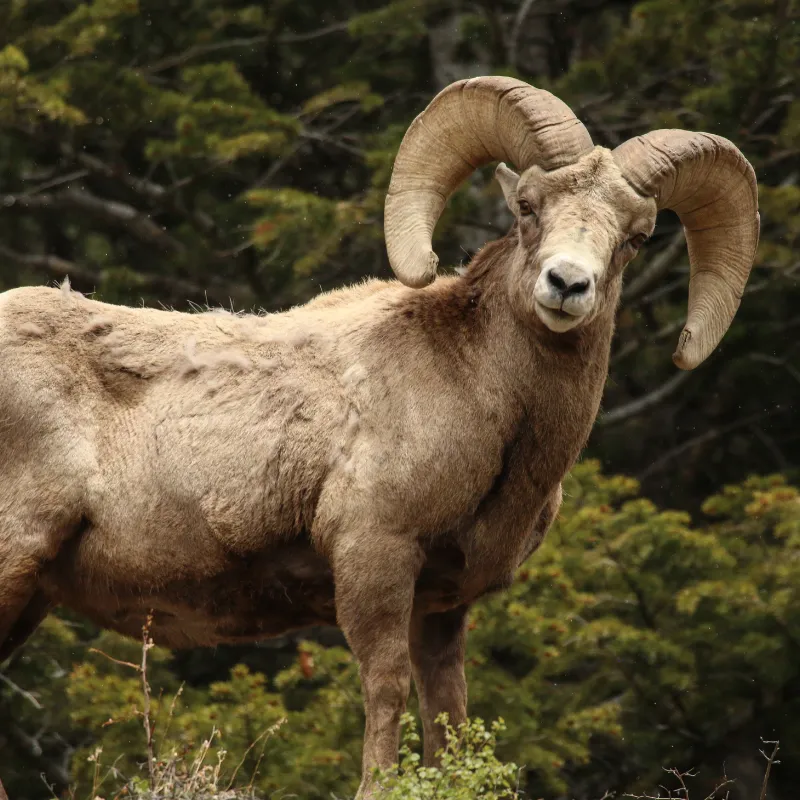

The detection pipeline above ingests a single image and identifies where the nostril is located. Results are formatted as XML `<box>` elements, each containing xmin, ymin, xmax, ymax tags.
<box><xmin>546</xmin><ymin>268</ymin><xmax>591</xmax><ymax>298</ymax></box>
<box><xmin>547</xmin><ymin>270</ymin><xmax>567</xmax><ymax>293</ymax></box>
<box><xmin>564</xmin><ymin>278</ymin><xmax>590</xmax><ymax>298</ymax></box>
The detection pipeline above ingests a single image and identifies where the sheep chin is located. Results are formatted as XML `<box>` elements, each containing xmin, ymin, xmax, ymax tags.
<box><xmin>533</xmin><ymin>301</ymin><xmax>584</xmax><ymax>333</ymax></box>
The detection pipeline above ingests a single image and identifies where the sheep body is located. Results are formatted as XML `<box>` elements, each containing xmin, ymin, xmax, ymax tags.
<box><xmin>0</xmin><ymin>254</ymin><xmax>589</xmax><ymax>655</ymax></box>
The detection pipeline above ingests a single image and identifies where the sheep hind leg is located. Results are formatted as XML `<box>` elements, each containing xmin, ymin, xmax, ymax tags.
<box><xmin>0</xmin><ymin>590</ymin><xmax>52</xmax><ymax>663</ymax></box>
<box><xmin>409</xmin><ymin>604</ymin><xmax>469</xmax><ymax>766</ymax></box>
<box><xmin>0</xmin><ymin>516</ymin><xmax>78</xmax><ymax>663</ymax></box>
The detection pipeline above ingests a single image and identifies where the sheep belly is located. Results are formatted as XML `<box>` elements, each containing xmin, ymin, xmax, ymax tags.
<box><xmin>41</xmin><ymin>532</ymin><xmax>337</xmax><ymax>648</ymax></box>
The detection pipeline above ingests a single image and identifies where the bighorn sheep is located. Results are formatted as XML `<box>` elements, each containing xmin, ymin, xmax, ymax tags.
<box><xmin>0</xmin><ymin>77</ymin><xmax>758</xmax><ymax>797</ymax></box>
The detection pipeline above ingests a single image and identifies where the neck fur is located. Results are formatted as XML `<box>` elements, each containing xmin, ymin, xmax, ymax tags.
<box><xmin>459</xmin><ymin>233</ymin><xmax>619</xmax><ymax>405</ymax></box>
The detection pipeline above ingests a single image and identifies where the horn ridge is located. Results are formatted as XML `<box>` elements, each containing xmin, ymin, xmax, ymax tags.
<box><xmin>614</xmin><ymin>130</ymin><xmax>759</xmax><ymax>369</ymax></box>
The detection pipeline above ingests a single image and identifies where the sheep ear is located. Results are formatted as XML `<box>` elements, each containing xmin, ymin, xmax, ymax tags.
<box><xmin>495</xmin><ymin>163</ymin><xmax>520</xmax><ymax>214</ymax></box>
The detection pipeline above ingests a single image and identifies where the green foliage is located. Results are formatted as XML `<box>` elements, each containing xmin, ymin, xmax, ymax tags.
<box><xmin>375</xmin><ymin>714</ymin><xmax>521</xmax><ymax>799</ymax></box>
<box><xmin>0</xmin><ymin>42</ymin><xmax>87</xmax><ymax>124</ymax></box>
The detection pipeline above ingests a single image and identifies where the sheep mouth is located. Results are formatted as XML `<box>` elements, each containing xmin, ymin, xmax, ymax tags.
<box><xmin>534</xmin><ymin>301</ymin><xmax>584</xmax><ymax>331</ymax></box>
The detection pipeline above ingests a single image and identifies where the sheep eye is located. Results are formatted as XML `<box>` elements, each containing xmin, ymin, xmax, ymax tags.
<box><xmin>518</xmin><ymin>199</ymin><xmax>535</xmax><ymax>217</ymax></box>
<box><xmin>628</xmin><ymin>233</ymin><xmax>649</xmax><ymax>250</ymax></box>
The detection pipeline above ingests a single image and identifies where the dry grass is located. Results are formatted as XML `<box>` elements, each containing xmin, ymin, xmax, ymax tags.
<box><xmin>623</xmin><ymin>740</ymin><xmax>780</xmax><ymax>800</ymax></box>
<box><xmin>80</xmin><ymin>616</ymin><xmax>283</xmax><ymax>800</ymax></box>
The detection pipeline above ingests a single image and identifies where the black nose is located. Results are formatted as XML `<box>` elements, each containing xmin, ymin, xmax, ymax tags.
<box><xmin>547</xmin><ymin>268</ymin><xmax>590</xmax><ymax>298</ymax></box>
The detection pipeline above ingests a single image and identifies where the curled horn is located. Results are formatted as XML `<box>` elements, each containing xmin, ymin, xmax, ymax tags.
<box><xmin>384</xmin><ymin>76</ymin><xmax>593</xmax><ymax>288</ymax></box>
<box><xmin>613</xmin><ymin>131</ymin><xmax>760</xmax><ymax>370</ymax></box>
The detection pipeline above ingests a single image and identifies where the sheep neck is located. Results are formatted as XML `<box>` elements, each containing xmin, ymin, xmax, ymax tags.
<box><xmin>416</xmin><ymin>236</ymin><xmax>621</xmax><ymax>587</ymax></box>
<box><xmin>457</xmin><ymin>233</ymin><xmax>618</xmax><ymax>441</ymax></box>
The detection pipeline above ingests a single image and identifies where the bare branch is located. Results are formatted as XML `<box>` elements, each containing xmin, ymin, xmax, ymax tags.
<box><xmin>144</xmin><ymin>35</ymin><xmax>271</xmax><ymax>73</ymax></box>
<box><xmin>759</xmin><ymin>739</ymin><xmax>780</xmax><ymax>800</ymax></box>
<box><xmin>637</xmin><ymin>409</ymin><xmax>789</xmax><ymax>481</ymax></box>
<box><xmin>300</xmin><ymin>129</ymin><xmax>364</xmax><ymax>157</ymax></box>
<box><xmin>144</xmin><ymin>18</ymin><xmax>351</xmax><ymax>71</ymax></box>
<box><xmin>65</xmin><ymin>147</ymin><xmax>169</xmax><ymax>201</ymax></box>
<box><xmin>277</xmin><ymin>20</ymin><xmax>352</xmax><ymax>43</ymax></box>
<box><xmin>582</xmin><ymin>108</ymin><xmax>624</xmax><ymax>148</ymax></box>
<box><xmin>62</xmin><ymin>147</ymin><xmax>216</xmax><ymax>234</ymax></box>
<box><xmin>477</xmin><ymin>0</ymin><xmax>509</xmax><ymax>66</ymax></box>
<box><xmin>67</xmin><ymin>189</ymin><xmax>184</xmax><ymax>253</ymax></box>
<box><xmin>624</xmin><ymin>765</ymin><xmax>735</xmax><ymax>800</ymax></box>
<box><xmin>749</xmin><ymin>352</ymin><xmax>800</xmax><ymax>386</ymax></box>
<box><xmin>6</xmin><ymin>724</ymin><xmax>71</xmax><ymax>787</ymax></box>
<box><xmin>622</xmin><ymin>229</ymin><xmax>686</xmax><ymax>305</ymax></box>
<box><xmin>0</xmin><ymin>243</ymin><xmax>252</xmax><ymax>307</ymax></box>
<box><xmin>24</xmin><ymin>169</ymin><xmax>90</xmax><ymax>195</ymax></box>
<box><xmin>610</xmin><ymin>319</ymin><xmax>684</xmax><ymax>366</ymax></box>
<box><xmin>2</xmin><ymin>189</ymin><xmax>184</xmax><ymax>253</ymax></box>
<box><xmin>141</xmin><ymin>615</ymin><xmax>156</xmax><ymax>789</ymax></box>
<box><xmin>0</xmin><ymin>242</ymin><xmax>99</xmax><ymax>285</ymax></box>
<box><xmin>598</xmin><ymin>370</ymin><xmax>692</xmax><ymax>427</ymax></box>
<box><xmin>252</xmin><ymin>139</ymin><xmax>306</xmax><ymax>188</ymax></box>
<box><xmin>744</xmin><ymin>260</ymin><xmax>800</xmax><ymax>295</ymax></box>
<box><xmin>751</xmin><ymin>424</ymin><xmax>789</xmax><ymax>470</ymax></box>
<box><xmin>509</xmin><ymin>0</ymin><xmax>538</xmax><ymax>71</ymax></box>
<box><xmin>0</xmin><ymin>670</ymin><xmax>43</xmax><ymax>710</ymax></box>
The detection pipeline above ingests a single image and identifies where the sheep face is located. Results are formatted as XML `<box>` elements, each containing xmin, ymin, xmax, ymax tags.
<box><xmin>497</xmin><ymin>148</ymin><xmax>657</xmax><ymax>332</ymax></box>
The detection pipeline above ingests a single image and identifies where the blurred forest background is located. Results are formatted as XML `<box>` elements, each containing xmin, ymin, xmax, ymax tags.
<box><xmin>1</xmin><ymin>0</ymin><xmax>799</xmax><ymax>798</ymax></box>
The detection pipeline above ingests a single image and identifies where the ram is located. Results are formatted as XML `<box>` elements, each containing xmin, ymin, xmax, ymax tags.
<box><xmin>0</xmin><ymin>77</ymin><xmax>758</xmax><ymax>797</ymax></box>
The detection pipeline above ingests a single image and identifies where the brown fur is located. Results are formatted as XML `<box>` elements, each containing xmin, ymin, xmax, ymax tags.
<box><xmin>0</xmin><ymin>149</ymin><xmax>657</xmax><ymax>797</ymax></box>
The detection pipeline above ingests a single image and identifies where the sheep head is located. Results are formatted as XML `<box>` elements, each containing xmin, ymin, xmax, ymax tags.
<box><xmin>494</xmin><ymin>149</ymin><xmax>656</xmax><ymax>334</ymax></box>
<box><xmin>384</xmin><ymin>77</ymin><xmax>759</xmax><ymax>369</ymax></box>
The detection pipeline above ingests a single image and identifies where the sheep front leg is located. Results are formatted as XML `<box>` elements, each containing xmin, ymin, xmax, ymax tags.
<box><xmin>333</xmin><ymin>535</ymin><xmax>423</xmax><ymax>799</ymax></box>
<box><xmin>409</xmin><ymin>604</ymin><xmax>469</xmax><ymax>766</ymax></box>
